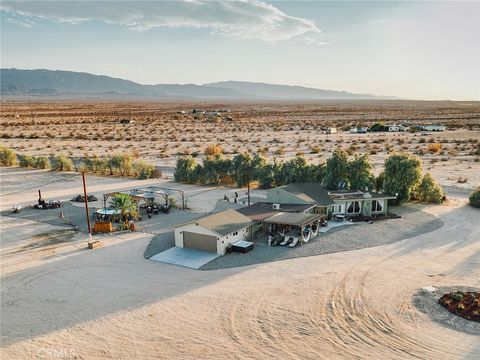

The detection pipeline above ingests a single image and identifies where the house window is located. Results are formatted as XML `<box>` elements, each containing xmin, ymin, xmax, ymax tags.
<box><xmin>347</xmin><ymin>201</ymin><xmax>360</xmax><ymax>213</ymax></box>
<box><xmin>371</xmin><ymin>200</ymin><xmax>383</xmax><ymax>212</ymax></box>
<box><xmin>232</xmin><ymin>231</ymin><xmax>238</xmax><ymax>236</ymax></box>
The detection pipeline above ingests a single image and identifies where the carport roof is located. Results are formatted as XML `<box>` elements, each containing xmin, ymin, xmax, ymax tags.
<box><xmin>263</xmin><ymin>212</ymin><xmax>321</xmax><ymax>227</ymax></box>
<box><xmin>190</xmin><ymin>209</ymin><xmax>253</xmax><ymax>236</ymax></box>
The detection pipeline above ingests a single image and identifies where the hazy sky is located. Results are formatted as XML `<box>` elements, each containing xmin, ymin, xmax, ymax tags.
<box><xmin>1</xmin><ymin>1</ymin><xmax>479</xmax><ymax>100</ymax></box>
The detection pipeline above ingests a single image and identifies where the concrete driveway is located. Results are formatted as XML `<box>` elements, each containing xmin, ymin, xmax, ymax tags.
<box><xmin>149</xmin><ymin>247</ymin><xmax>221</xmax><ymax>269</ymax></box>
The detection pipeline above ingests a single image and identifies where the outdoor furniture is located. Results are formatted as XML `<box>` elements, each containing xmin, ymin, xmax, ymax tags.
<box><xmin>280</xmin><ymin>236</ymin><xmax>293</xmax><ymax>246</ymax></box>
<box><xmin>93</xmin><ymin>221</ymin><xmax>113</xmax><ymax>233</ymax></box>
<box><xmin>11</xmin><ymin>205</ymin><xmax>21</xmax><ymax>213</ymax></box>
<box><xmin>289</xmin><ymin>237</ymin><xmax>299</xmax><ymax>247</ymax></box>
<box><xmin>232</xmin><ymin>240</ymin><xmax>254</xmax><ymax>253</ymax></box>
<box><xmin>334</xmin><ymin>214</ymin><xmax>345</xmax><ymax>222</ymax></box>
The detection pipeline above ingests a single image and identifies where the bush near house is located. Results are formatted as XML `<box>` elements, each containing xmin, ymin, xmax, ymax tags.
<box><xmin>383</xmin><ymin>152</ymin><xmax>423</xmax><ymax>204</ymax></box>
<box><xmin>34</xmin><ymin>156</ymin><xmax>51</xmax><ymax>169</ymax></box>
<box><xmin>19</xmin><ymin>154</ymin><xmax>35</xmax><ymax>168</ymax></box>
<box><xmin>469</xmin><ymin>188</ymin><xmax>480</xmax><ymax>208</ymax></box>
<box><xmin>53</xmin><ymin>155</ymin><xmax>74</xmax><ymax>172</ymax></box>
<box><xmin>415</xmin><ymin>172</ymin><xmax>445</xmax><ymax>203</ymax></box>
<box><xmin>133</xmin><ymin>160</ymin><xmax>155</xmax><ymax>179</ymax></box>
<box><xmin>0</xmin><ymin>147</ymin><xmax>17</xmax><ymax>166</ymax></box>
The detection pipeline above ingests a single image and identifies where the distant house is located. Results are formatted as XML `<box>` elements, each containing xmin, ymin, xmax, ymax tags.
<box><xmin>388</xmin><ymin>124</ymin><xmax>409</xmax><ymax>132</ymax></box>
<box><xmin>174</xmin><ymin>209</ymin><xmax>253</xmax><ymax>255</ymax></box>
<box><xmin>326</xmin><ymin>127</ymin><xmax>337</xmax><ymax>134</ymax></box>
<box><xmin>422</xmin><ymin>124</ymin><xmax>446</xmax><ymax>132</ymax></box>
<box><xmin>119</xmin><ymin>119</ymin><xmax>134</xmax><ymax>125</ymax></box>
<box><xmin>357</xmin><ymin>127</ymin><xmax>368</xmax><ymax>133</ymax></box>
<box><xmin>350</xmin><ymin>128</ymin><xmax>358</xmax><ymax>133</ymax></box>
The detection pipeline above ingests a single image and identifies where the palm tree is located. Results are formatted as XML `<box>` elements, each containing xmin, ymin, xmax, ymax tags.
<box><xmin>109</xmin><ymin>193</ymin><xmax>139</xmax><ymax>227</ymax></box>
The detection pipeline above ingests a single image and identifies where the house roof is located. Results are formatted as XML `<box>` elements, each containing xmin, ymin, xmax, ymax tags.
<box><xmin>263</xmin><ymin>212</ymin><xmax>322</xmax><ymax>227</ymax></box>
<box><xmin>193</xmin><ymin>209</ymin><xmax>253</xmax><ymax>236</ymax></box>
<box><xmin>328</xmin><ymin>190</ymin><xmax>396</xmax><ymax>201</ymax></box>
<box><xmin>278</xmin><ymin>183</ymin><xmax>334</xmax><ymax>206</ymax></box>
<box><xmin>237</xmin><ymin>202</ymin><xmax>314</xmax><ymax>222</ymax></box>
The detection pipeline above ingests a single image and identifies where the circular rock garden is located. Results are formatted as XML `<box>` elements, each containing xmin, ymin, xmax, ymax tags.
<box><xmin>412</xmin><ymin>286</ymin><xmax>480</xmax><ymax>335</ymax></box>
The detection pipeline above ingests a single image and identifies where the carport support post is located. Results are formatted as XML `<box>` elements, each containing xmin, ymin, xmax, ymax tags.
<box><xmin>82</xmin><ymin>172</ymin><xmax>93</xmax><ymax>244</ymax></box>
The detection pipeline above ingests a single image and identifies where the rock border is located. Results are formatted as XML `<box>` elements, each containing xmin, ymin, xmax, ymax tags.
<box><xmin>412</xmin><ymin>285</ymin><xmax>480</xmax><ymax>336</ymax></box>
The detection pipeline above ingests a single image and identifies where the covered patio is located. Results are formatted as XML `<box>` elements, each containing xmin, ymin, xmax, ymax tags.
<box><xmin>263</xmin><ymin>212</ymin><xmax>323</xmax><ymax>244</ymax></box>
<box><xmin>102</xmin><ymin>186</ymin><xmax>185</xmax><ymax>210</ymax></box>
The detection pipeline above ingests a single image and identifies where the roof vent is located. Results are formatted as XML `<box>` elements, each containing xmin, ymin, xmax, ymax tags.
<box><xmin>363</xmin><ymin>192</ymin><xmax>372</xmax><ymax>199</ymax></box>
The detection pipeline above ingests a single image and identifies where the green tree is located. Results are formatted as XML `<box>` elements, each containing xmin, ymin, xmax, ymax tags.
<box><xmin>415</xmin><ymin>172</ymin><xmax>445</xmax><ymax>203</ymax></box>
<box><xmin>200</xmin><ymin>155</ymin><xmax>232</xmax><ymax>185</ymax></box>
<box><xmin>278</xmin><ymin>155</ymin><xmax>310</xmax><ymax>184</ymax></box>
<box><xmin>0</xmin><ymin>147</ymin><xmax>17</xmax><ymax>166</ymax></box>
<box><xmin>110</xmin><ymin>194</ymin><xmax>140</xmax><ymax>229</ymax></box>
<box><xmin>257</xmin><ymin>163</ymin><xmax>276</xmax><ymax>189</ymax></box>
<box><xmin>324</xmin><ymin>150</ymin><xmax>349</xmax><ymax>190</ymax></box>
<box><xmin>383</xmin><ymin>152</ymin><xmax>423</xmax><ymax>204</ymax></box>
<box><xmin>53</xmin><ymin>155</ymin><xmax>74</xmax><ymax>171</ymax></box>
<box><xmin>232</xmin><ymin>152</ymin><xmax>265</xmax><ymax>187</ymax></box>
<box><xmin>174</xmin><ymin>156</ymin><xmax>199</xmax><ymax>183</ymax></box>
<box><xmin>469</xmin><ymin>188</ymin><xmax>480</xmax><ymax>208</ymax></box>
<box><xmin>109</xmin><ymin>193</ymin><xmax>139</xmax><ymax>227</ymax></box>
<box><xmin>375</xmin><ymin>171</ymin><xmax>385</xmax><ymax>192</ymax></box>
<box><xmin>348</xmin><ymin>154</ymin><xmax>375</xmax><ymax>190</ymax></box>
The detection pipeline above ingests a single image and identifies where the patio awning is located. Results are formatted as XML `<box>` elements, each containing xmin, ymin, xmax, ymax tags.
<box><xmin>263</xmin><ymin>212</ymin><xmax>321</xmax><ymax>227</ymax></box>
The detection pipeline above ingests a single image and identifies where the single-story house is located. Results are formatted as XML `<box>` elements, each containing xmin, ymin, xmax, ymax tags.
<box><xmin>174</xmin><ymin>209</ymin><xmax>253</xmax><ymax>255</ymax></box>
<box><xmin>266</xmin><ymin>183</ymin><xmax>335</xmax><ymax>216</ymax></box>
<box><xmin>262</xmin><ymin>183</ymin><xmax>396</xmax><ymax>218</ymax></box>
<box><xmin>328</xmin><ymin>190</ymin><xmax>396</xmax><ymax>217</ymax></box>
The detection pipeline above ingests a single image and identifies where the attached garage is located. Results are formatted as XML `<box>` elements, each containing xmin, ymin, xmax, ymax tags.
<box><xmin>182</xmin><ymin>231</ymin><xmax>217</xmax><ymax>252</ymax></box>
<box><xmin>174</xmin><ymin>209</ymin><xmax>253</xmax><ymax>255</ymax></box>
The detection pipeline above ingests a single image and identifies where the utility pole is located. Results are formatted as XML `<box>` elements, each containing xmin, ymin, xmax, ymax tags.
<box><xmin>247</xmin><ymin>178</ymin><xmax>251</xmax><ymax>206</ymax></box>
<box><xmin>82</xmin><ymin>172</ymin><xmax>93</xmax><ymax>244</ymax></box>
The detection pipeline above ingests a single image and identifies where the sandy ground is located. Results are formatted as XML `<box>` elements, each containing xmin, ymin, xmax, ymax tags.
<box><xmin>1</xmin><ymin>168</ymin><xmax>479</xmax><ymax>359</ymax></box>
<box><xmin>2</xmin><ymin>101</ymin><xmax>480</xmax><ymax>189</ymax></box>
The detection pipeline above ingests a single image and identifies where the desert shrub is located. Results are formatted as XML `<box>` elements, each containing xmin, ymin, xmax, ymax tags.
<box><xmin>469</xmin><ymin>188</ymin><xmax>480</xmax><ymax>208</ymax></box>
<box><xmin>0</xmin><ymin>147</ymin><xmax>17</xmax><ymax>166</ymax></box>
<box><xmin>427</xmin><ymin>143</ymin><xmax>441</xmax><ymax>153</ymax></box>
<box><xmin>19</xmin><ymin>154</ymin><xmax>35</xmax><ymax>168</ymax></box>
<box><xmin>369</xmin><ymin>122</ymin><xmax>388</xmax><ymax>132</ymax></box>
<box><xmin>34</xmin><ymin>156</ymin><xmax>50</xmax><ymax>169</ymax></box>
<box><xmin>133</xmin><ymin>160</ymin><xmax>155</xmax><ymax>179</ymax></box>
<box><xmin>110</xmin><ymin>153</ymin><xmax>133</xmax><ymax>176</ymax></box>
<box><xmin>415</xmin><ymin>173</ymin><xmax>445</xmax><ymax>203</ymax></box>
<box><xmin>53</xmin><ymin>155</ymin><xmax>74</xmax><ymax>171</ymax></box>
<box><xmin>204</xmin><ymin>144</ymin><xmax>223</xmax><ymax>156</ymax></box>
<box><xmin>383</xmin><ymin>152</ymin><xmax>423</xmax><ymax>204</ymax></box>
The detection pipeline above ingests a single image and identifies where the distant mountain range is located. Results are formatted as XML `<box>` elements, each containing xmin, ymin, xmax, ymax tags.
<box><xmin>0</xmin><ymin>68</ymin><xmax>397</xmax><ymax>100</ymax></box>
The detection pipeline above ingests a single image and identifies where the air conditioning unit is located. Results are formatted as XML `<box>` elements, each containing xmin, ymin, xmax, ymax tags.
<box><xmin>273</xmin><ymin>203</ymin><xmax>281</xmax><ymax>210</ymax></box>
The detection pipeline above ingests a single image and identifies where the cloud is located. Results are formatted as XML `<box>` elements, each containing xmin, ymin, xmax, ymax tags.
<box><xmin>1</xmin><ymin>0</ymin><xmax>320</xmax><ymax>42</ymax></box>
<box><xmin>303</xmin><ymin>37</ymin><xmax>330</xmax><ymax>46</ymax></box>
